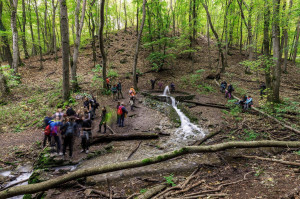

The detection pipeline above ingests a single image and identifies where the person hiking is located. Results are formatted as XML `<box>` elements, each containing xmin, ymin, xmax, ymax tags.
<box><xmin>66</xmin><ymin>105</ymin><xmax>76</xmax><ymax>117</ymax></box>
<box><xmin>129</xmin><ymin>96</ymin><xmax>134</xmax><ymax>111</ymax></box>
<box><xmin>111</xmin><ymin>84</ymin><xmax>118</xmax><ymax>101</ymax></box>
<box><xmin>52</xmin><ymin>108</ymin><xmax>64</xmax><ymax>121</ymax></box>
<box><xmin>83</xmin><ymin>97</ymin><xmax>90</xmax><ymax>109</ymax></box>
<box><xmin>75</xmin><ymin>109</ymin><xmax>83</xmax><ymax>137</ymax></box>
<box><xmin>116</xmin><ymin>101</ymin><xmax>121</xmax><ymax>125</ymax></box>
<box><xmin>129</xmin><ymin>86</ymin><xmax>136</xmax><ymax>97</ymax></box>
<box><xmin>61</xmin><ymin>116</ymin><xmax>77</xmax><ymax>158</ymax></box>
<box><xmin>150</xmin><ymin>79</ymin><xmax>156</xmax><ymax>90</ymax></box>
<box><xmin>158</xmin><ymin>82</ymin><xmax>163</xmax><ymax>90</ymax></box>
<box><xmin>89</xmin><ymin>95</ymin><xmax>99</xmax><ymax>120</ymax></box>
<box><xmin>225</xmin><ymin>84</ymin><xmax>234</xmax><ymax>99</ymax></box>
<box><xmin>116</xmin><ymin>81</ymin><xmax>124</xmax><ymax>99</ymax></box>
<box><xmin>118</xmin><ymin>102</ymin><xmax>128</xmax><ymax>127</ymax></box>
<box><xmin>244</xmin><ymin>96</ymin><xmax>253</xmax><ymax>110</ymax></box>
<box><xmin>43</xmin><ymin>112</ymin><xmax>53</xmax><ymax>148</ymax></box>
<box><xmin>98</xmin><ymin>106</ymin><xmax>107</xmax><ymax>133</ymax></box>
<box><xmin>106</xmin><ymin>78</ymin><xmax>110</xmax><ymax>90</ymax></box>
<box><xmin>49</xmin><ymin>116</ymin><xmax>63</xmax><ymax>155</ymax></box>
<box><xmin>83</xmin><ymin>108</ymin><xmax>91</xmax><ymax>121</ymax></box>
<box><xmin>220</xmin><ymin>81</ymin><xmax>227</xmax><ymax>93</ymax></box>
<box><xmin>170</xmin><ymin>83</ymin><xmax>175</xmax><ymax>92</ymax></box>
<box><xmin>81</xmin><ymin>115</ymin><xmax>92</xmax><ymax>154</ymax></box>
<box><xmin>235</xmin><ymin>95</ymin><xmax>247</xmax><ymax>108</ymax></box>
<box><xmin>259</xmin><ymin>82</ymin><xmax>266</xmax><ymax>99</ymax></box>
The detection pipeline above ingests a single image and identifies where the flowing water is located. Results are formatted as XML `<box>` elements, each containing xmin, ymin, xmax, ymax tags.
<box><xmin>161</xmin><ymin>86</ymin><xmax>206</xmax><ymax>147</ymax></box>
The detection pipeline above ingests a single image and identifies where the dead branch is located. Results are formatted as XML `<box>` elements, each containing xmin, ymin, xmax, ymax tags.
<box><xmin>137</xmin><ymin>183</ymin><xmax>167</xmax><ymax>199</ymax></box>
<box><xmin>183</xmin><ymin>100</ymin><xmax>230</xmax><ymax>110</ymax></box>
<box><xmin>107</xmin><ymin>125</ymin><xmax>116</xmax><ymax>134</ymax></box>
<box><xmin>127</xmin><ymin>141</ymin><xmax>142</xmax><ymax>160</ymax></box>
<box><xmin>1</xmin><ymin>140</ymin><xmax>300</xmax><ymax>199</ymax></box>
<box><xmin>241</xmin><ymin>155</ymin><xmax>300</xmax><ymax>167</ymax></box>
<box><xmin>126</xmin><ymin>193</ymin><xmax>140</xmax><ymax>199</ymax></box>
<box><xmin>171</xmin><ymin>180</ymin><xmax>205</xmax><ymax>196</ymax></box>
<box><xmin>193</xmin><ymin>129</ymin><xmax>223</xmax><ymax>145</ymax></box>
<box><xmin>181</xmin><ymin>167</ymin><xmax>200</xmax><ymax>188</ymax></box>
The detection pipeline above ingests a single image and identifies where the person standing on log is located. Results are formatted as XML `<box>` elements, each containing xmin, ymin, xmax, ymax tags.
<box><xmin>118</xmin><ymin>102</ymin><xmax>128</xmax><ymax>127</ymax></box>
<box><xmin>98</xmin><ymin>106</ymin><xmax>107</xmax><ymax>133</ymax></box>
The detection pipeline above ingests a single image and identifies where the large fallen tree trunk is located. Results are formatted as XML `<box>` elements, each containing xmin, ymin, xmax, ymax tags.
<box><xmin>91</xmin><ymin>133</ymin><xmax>159</xmax><ymax>144</ymax></box>
<box><xmin>214</xmin><ymin>80</ymin><xmax>300</xmax><ymax>134</ymax></box>
<box><xmin>1</xmin><ymin>140</ymin><xmax>300</xmax><ymax>199</ymax></box>
<box><xmin>183</xmin><ymin>100</ymin><xmax>230</xmax><ymax>110</ymax></box>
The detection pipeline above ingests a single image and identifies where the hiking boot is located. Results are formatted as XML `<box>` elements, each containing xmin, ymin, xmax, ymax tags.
<box><xmin>85</xmin><ymin>150</ymin><xmax>89</xmax><ymax>154</ymax></box>
<box><xmin>59</xmin><ymin>152</ymin><xmax>63</xmax><ymax>156</ymax></box>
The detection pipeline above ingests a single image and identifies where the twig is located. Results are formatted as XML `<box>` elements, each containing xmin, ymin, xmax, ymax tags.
<box><xmin>107</xmin><ymin>125</ymin><xmax>117</xmax><ymax>134</ymax></box>
<box><xmin>126</xmin><ymin>193</ymin><xmax>140</xmax><ymax>199</ymax></box>
<box><xmin>184</xmin><ymin>193</ymin><xmax>229</xmax><ymax>199</ymax></box>
<box><xmin>127</xmin><ymin>141</ymin><xmax>142</xmax><ymax>160</ymax></box>
<box><xmin>241</xmin><ymin>155</ymin><xmax>300</xmax><ymax>167</ymax></box>
<box><xmin>181</xmin><ymin>167</ymin><xmax>200</xmax><ymax>188</ymax></box>
<box><xmin>171</xmin><ymin>180</ymin><xmax>205</xmax><ymax>196</ymax></box>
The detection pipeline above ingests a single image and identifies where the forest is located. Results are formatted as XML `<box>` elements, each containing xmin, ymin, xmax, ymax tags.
<box><xmin>0</xmin><ymin>0</ymin><xmax>300</xmax><ymax>198</ymax></box>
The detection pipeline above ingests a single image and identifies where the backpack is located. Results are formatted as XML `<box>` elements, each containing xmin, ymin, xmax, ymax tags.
<box><xmin>117</xmin><ymin>106</ymin><xmax>123</xmax><ymax>115</ymax></box>
<box><xmin>65</xmin><ymin>122</ymin><xmax>76</xmax><ymax>136</ymax></box>
<box><xmin>44</xmin><ymin>125</ymin><xmax>51</xmax><ymax>136</ymax></box>
<box><xmin>50</xmin><ymin>125</ymin><xmax>59</xmax><ymax>136</ymax></box>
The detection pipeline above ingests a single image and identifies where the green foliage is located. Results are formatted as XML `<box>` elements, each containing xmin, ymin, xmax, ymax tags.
<box><xmin>107</xmin><ymin>69</ymin><xmax>118</xmax><ymax>78</ymax></box>
<box><xmin>146</xmin><ymin>51</ymin><xmax>175</xmax><ymax>72</ymax></box>
<box><xmin>294</xmin><ymin>151</ymin><xmax>300</xmax><ymax>155</ymax></box>
<box><xmin>1</xmin><ymin>65</ymin><xmax>21</xmax><ymax>87</ymax></box>
<box><xmin>140</xmin><ymin>189</ymin><xmax>148</xmax><ymax>194</ymax></box>
<box><xmin>164</xmin><ymin>174</ymin><xmax>176</xmax><ymax>187</ymax></box>
<box><xmin>243</xmin><ymin>129</ymin><xmax>259</xmax><ymax>141</ymax></box>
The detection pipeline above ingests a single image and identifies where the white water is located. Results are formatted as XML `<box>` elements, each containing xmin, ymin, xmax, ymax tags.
<box><xmin>162</xmin><ymin>86</ymin><xmax>206</xmax><ymax>146</ymax></box>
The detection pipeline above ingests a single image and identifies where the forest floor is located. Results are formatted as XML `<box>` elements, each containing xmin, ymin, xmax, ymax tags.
<box><xmin>0</xmin><ymin>28</ymin><xmax>300</xmax><ymax>198</ymax></box>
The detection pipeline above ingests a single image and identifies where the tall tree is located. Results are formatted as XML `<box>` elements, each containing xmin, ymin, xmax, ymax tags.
<box><xmin>99</xmin><ymin>0</ymin><xmax>107</xmax><ymax>89</ymax></box>
<box><xmin>9</xmin><ymin>0</ymin><xmax>19</xmax><ymax>74</ymax></box>
<box><xmin>124</xmin><ymin>0</ymin><xmax>127</xmax><ymax>31</ymax></box>
<box><xmin>21</xmin><ymin>0</ymin><xmax>29</xmax><ymax>59</ymax></box>
<box><xmin>0</xmin><ymin>0</ymin><xmax>13</xmax><ymax>67</ymax></box>
<box><xmin>272</xmin><ymin>0</ymin><xmax>281</xmax><ymax>103</ymax></box>
<box><xmin>132</xmin><ymin>0</ymin><xmax>146</xmax><ymax>90</ymax></box>
<box><xmin>27</xmin><ymin>0</ymin><xmax>37</xmax><ymax>56</ymax></box>
<box><xmin>71</xmin><ymin>0</ymin><xmax>87</xmax><ymax>90</ymax></box>
<box><xmin>202</xmin><ymin>0</ymin><xmax>227</xmax><ymax>73</ymax></box>
<box><xmin>34</xmin><ymin>0</ymin><xmax>43</xmax><ymax>70</ymax></box>
<box><xmin>59</xmin><ymin>0</ymin><xmax>70</xmax><ymax>100</ymax></box>
<box><xmin>52</xmin><ymin>0</ymin><xmax>59</xmax><ymax>59</ymax></box>
<box><xmin>292</xmin><ymin>19</ymin><xmax>300</xmax><ymax>64</ymax></box>
<box><xmin>282</xmin><ymin>0</ymin><xmax>293</xmax><ymax>73</ymax></box>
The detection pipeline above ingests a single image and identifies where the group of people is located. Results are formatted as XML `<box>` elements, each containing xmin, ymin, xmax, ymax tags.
<box><xmin>220</xmin><ymin>80</ymin><xmax>254</xmax><ymax>110</ymax></box>
<box><xmin>220</xmin><ymin>81</ymin><xmax>234</xmax><ymax>99</ymax></box>
<box><xmin>150</xmin><ymin>79</ymin><xmax>175</xmax><ymax>92</ymax></box>
<box><xmin>43</xmin><ymin>86</ymin><xmax>135</xmax><ymax>158</ymax></box>
<box><xmin>108</xmin><ymin>80</ymin><xmax>124</xmax><ymax>101</ymax></box>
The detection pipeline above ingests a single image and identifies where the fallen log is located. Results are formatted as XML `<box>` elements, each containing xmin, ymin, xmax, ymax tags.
<box><xmin>1</xmin><ymin>140</ymin><xmax>300</xmax><ymax>199</ymax></box>
<box><xmin>182</xmin><ymin>100</ymin><xmax>230</xmax><ymax>110</ymax></box>
<box><xmin>214</xmin><ymin>80</ymin><xmax>300</xmax><ymax>134</ymax></box>
<box><xmin>127</xmin><ymin>141</ymin><xmax>142</xmax><ymax>160</ymax></box>
<box><xmin>193</xmin><ymin>129</ymin><xmax>223</xmax><ymax>145</ymax></box>
<box><xmin>90</xmin><ymin>133</ymin><xmax>159</xmax><ymax>144</ymax></box>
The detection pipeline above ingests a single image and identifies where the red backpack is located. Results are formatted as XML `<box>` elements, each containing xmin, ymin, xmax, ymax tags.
<box><xmin>117</xmin><ymin>106</ymin><xmax>123</xmax><ymax>115</ymax></box>
<box><xmin>44</xmin><ymin>125</ymin><xmax>51</xmax><ymax>135</ymax></box>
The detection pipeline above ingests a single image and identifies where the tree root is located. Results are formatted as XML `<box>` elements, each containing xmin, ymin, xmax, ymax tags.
<box><xmin>127</xmin><ymin>141</ymin><xmax>142</xmax><ymax>160</ymax></box>
<box><xmin>137</xmin><ymin>183</ymin><xmax>167</xmax><ymax>199</ymax></box>
<box><xmin>240</xmin><ymin>155</ymin><xmax>300</xmax><ymax>167</ymax></box>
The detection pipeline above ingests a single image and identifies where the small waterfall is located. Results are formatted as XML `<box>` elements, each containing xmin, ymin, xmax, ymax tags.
<box><xmin>161</xmin><ymin>86</ymin><xmax>206</xmax><ymax>146</ymax></box>
<box><xmin>162</xmin><ymin>85</ymin><xmax>170</xmax><ymax>96</ymax></box>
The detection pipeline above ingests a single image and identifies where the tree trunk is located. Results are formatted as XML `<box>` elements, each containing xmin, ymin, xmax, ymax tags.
<box><xmin>34</xmin><ymin>0</ymin><xmax>44</xmax><ymax>70</ymax></box>
<box><xmin>0</xmin><ymin>1</ymin><xmax>12</xmax><ymax>67</ymax></box>
<box><xmin>283</xmin><ymin>0</ymin><xmax>293</xmax><ymax>73</ymax></box>
<box><xmin>207</xmin><ymin>17</ymin><xmax>211</xmax><ymax>68</ymax></box>
<box><xmin>0</xmin><ymin>67</ymin><xmax>9</xmax><ymax>99</ymax></box>
<box><xmin>202</xmin><ymin>1</ymin><xmax>227</xmax><ymax>73</ymax></box>
<box><xmin>44</xmin><ymin>0</ymin><xmax>49</xmax><ymax>52</ymax></box>
<box><xmin>52</xmin><ymin>0</ymin><xmax>58</xmax><ymax>59</ymax></box>
<box><xmin>89</xmin><ymin>0</ymin><xmax>97</xmax><ymax>67</ymax></box>
<box><xmin>21</xmin><ymin>0</ymin><xmax>29</xmax><ymax>59</ymax></box>
<box><xmin>136</xmin><ymin>3</ymin><xmax>139</xmax><ymax>36</ymax></box>
<box><xmin>10</xmin><ymin>0</ymin><xmax>19</xmax><ymax>74</ymax></box>
<box><xmin>132</xmin><ymin>0</ymin><xmax>146</xmax><ymax>90</ymax></box>
<box><xmin>99</xmin><ymin>0</ymin><xmax>107</xmax><ymax>89</ymax></box>
<box><xmin>28</xmin><ymin>0</ymin><xmax>36</xmax><ymax>56</ymax></box>
<box><xmin>272</xmin><ymin>0</ymin><xmax>281</xmax><ymax>103</ymax></box>
<box><xmin>1</xmin><ymin>140</ymin><xmax>300</xmax><ymax>199</ymax></box>
<box><xmin>59</xmin><ymin>0</ymin><xmax>70</xmax><ymax>101</ymax></box>
<box><xmin>124</xmin><ymin>0</ymin><xmax>127</xmax><ymax>31</ymax></box>
<box><xmin>71</xmin><ymin>0</ymin><xmax>87</xmax><ymax>90</ymax></box>
<box><xmin>292</xmin><ymin>19</ymin><xmax>300</xmax><ymax>64</ymax></box>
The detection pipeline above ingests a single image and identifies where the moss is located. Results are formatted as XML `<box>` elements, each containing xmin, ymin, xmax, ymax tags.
<box><xmin>173</xmin><ymin>150</ymin><xmax>179</xmax><ymax>155</ymax></box>
<box><xmin>157</xmin><ymin>156</ymin><xmax>163</xmax><ymax>161</ymax></box>
<box><xmin>169</xmin><ymin>107</ymin><xmax>181</xmax><ymax>126</ymax></box>
<box><xmin>23</xmin><ymin>194</ymin><xmax>32</xmax><ymax>199</ymax></box>
<box><xmin>179</xmin><ymin>147</ymin><xmax>188</xmax><ymax>153</ymax></box>
<box><xmin>142</xmin><ymin>158</ymin><xmax>152</xmax><ymax>164</ymax></box>
<box><xmin>28</xmin><ymin>170</ymin><xmax>41</xmax><ymax>184</ymax></box>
